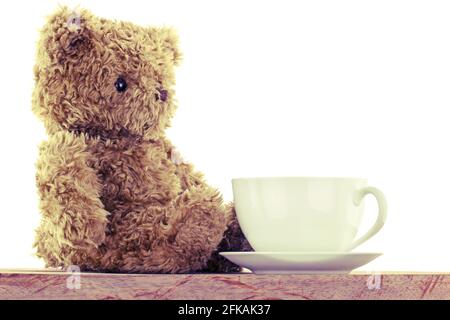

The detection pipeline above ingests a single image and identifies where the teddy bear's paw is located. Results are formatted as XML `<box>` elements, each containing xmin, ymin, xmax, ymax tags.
<box><xmin>170</xmin><ymin>148</ymin><xmax>186</xmax><ymax>165</ymax></box>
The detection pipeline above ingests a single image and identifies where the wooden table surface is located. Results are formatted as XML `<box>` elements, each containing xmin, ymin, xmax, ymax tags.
<box><xmin>0</xmin><ymin>270</ymin><xmax>449</xmax><ymax>300</ymax></box>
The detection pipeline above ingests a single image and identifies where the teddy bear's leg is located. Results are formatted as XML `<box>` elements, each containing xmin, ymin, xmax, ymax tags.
<box><xmin>149</xmin><ymin>199</ymin><xmax>252</xmax><ymax>273</ymax></box>
<box><xmin>203</xmin><ymin>205</ymin><xmax>253</xmax><ymax>272</ymax></box>
<box><xmin>119</xmin><ymin>186</ymin><xmax>230</xmax><ymax>273</ymax></box>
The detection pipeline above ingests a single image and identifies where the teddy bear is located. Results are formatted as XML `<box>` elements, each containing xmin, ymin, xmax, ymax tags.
<box><xmin>32</xmin><ymin>7</ymin><xmax>250</xmax><ymax>273</ymax></box>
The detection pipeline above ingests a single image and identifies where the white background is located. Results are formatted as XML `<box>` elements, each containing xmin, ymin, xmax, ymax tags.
<box><xmin>0</xmin><ymin>0</ymin><xmax>449</xmax><ymax>271</ymax></box>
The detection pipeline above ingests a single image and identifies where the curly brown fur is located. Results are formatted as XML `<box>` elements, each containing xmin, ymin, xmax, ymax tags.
<box><xmin>33</xmin><ymin>7</ymin><xmax>248</xmax><ymax>273</ymax></box>
<box><xmin>204</xmin><ymin>207</ymin><xmax>253</xmax><ymax>273</ymax></box>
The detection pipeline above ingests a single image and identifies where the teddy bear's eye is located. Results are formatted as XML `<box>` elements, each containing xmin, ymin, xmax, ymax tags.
<box><xmin>115</xmin><ymin>77</ymin><xmax>127</xmax><ymax>93</ymax></box>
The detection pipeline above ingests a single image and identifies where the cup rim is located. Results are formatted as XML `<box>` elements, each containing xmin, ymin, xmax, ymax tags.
<box><xmin>232</xmin><ymin>176</ymin><xmax>368</xmax><ymax>183</ymax></box>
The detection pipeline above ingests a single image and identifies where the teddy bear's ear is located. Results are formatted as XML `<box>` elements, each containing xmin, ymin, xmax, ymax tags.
<box><xmin>151</xmin><ymin>27</ymin><xmax>182</xmax><ymax>66</ymax></box>
<box><xmin>41</xmin><ymin>7</ymin><xmax>94</xmax><ymax>64</ymax></box>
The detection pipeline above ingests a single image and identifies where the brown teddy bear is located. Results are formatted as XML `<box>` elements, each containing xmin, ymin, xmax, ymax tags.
<box><xmin>32</xmin><ymin>7</ymin><xmax>250</xmax><ymax>273</ymax></box>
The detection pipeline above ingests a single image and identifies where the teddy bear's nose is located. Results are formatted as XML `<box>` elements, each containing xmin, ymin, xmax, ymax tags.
<box><xmin>156</xmin><ymin>88</ymin><xmax>168</xmax><ymax>102</ymax></box>
<box><xmin>115</xmin><ymin>77</ymin><xmax>127</xmax><ymax>93</ymax></box>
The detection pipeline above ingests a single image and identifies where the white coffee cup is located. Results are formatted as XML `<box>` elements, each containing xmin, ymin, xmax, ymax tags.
<box><xmin>232</xmin><ymin>177</ymin><xmax>387</xmax><ymax>252</ymax></box>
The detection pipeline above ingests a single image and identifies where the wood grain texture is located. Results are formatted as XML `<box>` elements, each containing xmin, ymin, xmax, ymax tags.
<box><xmin>0</xmin><ymin>270</ymin><xmax>449</xmax><ymax>300</ymax></box>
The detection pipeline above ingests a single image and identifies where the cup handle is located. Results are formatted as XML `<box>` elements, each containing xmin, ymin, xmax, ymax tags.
<box><xmin>347</xmin><ymin>186</ymin><xmax>388</xmax><ymax>251</ymax></box>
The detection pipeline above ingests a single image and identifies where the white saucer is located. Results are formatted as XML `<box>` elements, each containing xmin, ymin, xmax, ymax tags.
<box><xmin>219</xmin><ymin>252</ymin><xmax>382</xmax><ymax>274</ymax></box>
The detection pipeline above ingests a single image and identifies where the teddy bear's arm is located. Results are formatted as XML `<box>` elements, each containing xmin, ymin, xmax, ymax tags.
<box><xmin>34</xmin><ymin>131</ymin><xmax>108</xmax><ymax>267</ymax></box>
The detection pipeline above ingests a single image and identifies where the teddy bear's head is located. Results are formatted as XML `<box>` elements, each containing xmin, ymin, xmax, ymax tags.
<box><xmin>33</xmin><ymin>7</ymin><xmax>181</xmax><ymax>140</ymax></box>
